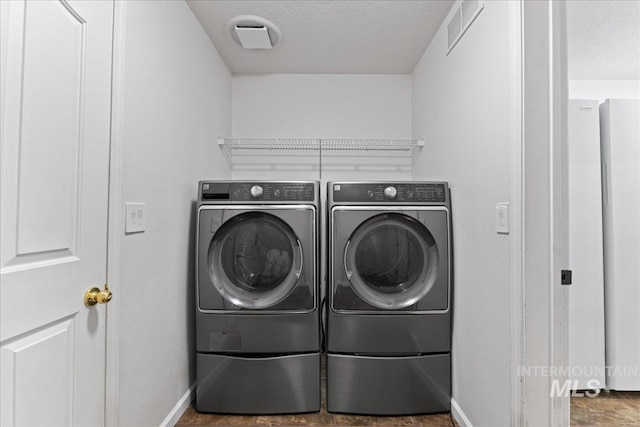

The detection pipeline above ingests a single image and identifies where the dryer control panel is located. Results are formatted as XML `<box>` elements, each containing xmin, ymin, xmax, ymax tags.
<box><xmin>201</xmin><ymin>182</ymin><xmax>315</xmax><ymax>202</ymax></box>
<box><xmin>332</xmin><ymin>182</ymin><xmax>447</xmax><ymax>203</ymax></box>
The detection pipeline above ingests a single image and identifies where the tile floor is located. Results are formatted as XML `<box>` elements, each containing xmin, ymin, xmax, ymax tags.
<box><xmin>176</xmin><ymin>406</ymin><xmax>457</xmax><ymax>427</ymax></box>
<box><xmin>571</xmin><ymin>391</ymin><xmax>640</xmax><ymax>426</ymax></box>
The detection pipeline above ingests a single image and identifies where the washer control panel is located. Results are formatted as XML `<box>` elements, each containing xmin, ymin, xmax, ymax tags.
<box><xmin>333</xmin><ymin>183</ymin><xmax>447</xmax><ymax>203</ymax></box>
<box><xmin>201</xmin><ymin>182</ymin><xmax>315</xmax><ymax>202</ymax></box>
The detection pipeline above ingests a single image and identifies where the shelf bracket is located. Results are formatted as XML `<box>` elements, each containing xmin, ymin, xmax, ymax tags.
<box><xmin>319</xmin><ymin>138</ymin><xmax>322</xmax><ymax>180</ymax></box>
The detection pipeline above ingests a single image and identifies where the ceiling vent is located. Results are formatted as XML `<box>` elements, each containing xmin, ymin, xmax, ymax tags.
<box><xmin>226</xmin><ymin>15</ymin><xmax>283</xmax><ymax>50</ymax></box>
<box><xmin>446</xmin><ymin>0</ymin><xmax>484</xmax><ymax>55</ymax></box>
<box><xmin>235</xmin><ymin>26</ymin><xmax>272</xmax><ymax>49</ymax></box>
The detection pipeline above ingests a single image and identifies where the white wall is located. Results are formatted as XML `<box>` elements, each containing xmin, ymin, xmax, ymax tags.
<box><xmin>231</xmin><ymin>74</ymin><xmax>412</xmax><ymax>182</ymax></box>
<box><xmin>232</xmin><ymin>74</ymin><xmax>411</xmax><ymax>139</ymax></box>
<box><xmin>569</xmin><ymin>79</ymin><xmax>640</xmax><ymax>101</ymax></box>
<box><xmin>116</xmin><ymin>2</ymin><xmax>231</xmax><ymax>425</ymax></box>
<box><xmin>412</xmin><ymin>1</ymin><xmax>517</xmax><ymax>425</ymax></box>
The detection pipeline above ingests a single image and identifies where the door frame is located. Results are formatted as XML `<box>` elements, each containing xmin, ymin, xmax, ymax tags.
<box><xmin>105</xmin><ymin>1</ymin><xmax>127</xmax><ymax>424</ymax></box>
<box><xmin>515</xmin><ymin>0</ymin><xmax>569</xmax><ymax>426</ymax></box>
<box><xmin>509</xmin><ymin>0</ymin><xmax>524</xmax><ymax>424</ymax></box>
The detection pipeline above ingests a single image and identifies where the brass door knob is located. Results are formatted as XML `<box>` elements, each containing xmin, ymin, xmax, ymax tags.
<box><xmin>85</xmin><ymin>284</ymin><xmax>113</xmax><ymax>307</ymax></box>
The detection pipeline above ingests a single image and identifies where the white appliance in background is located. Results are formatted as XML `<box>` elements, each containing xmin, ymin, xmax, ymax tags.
<box><xmin>600</xmin><ymin>99</ymin><xmax>640</xmax><ymax>391</ymax></box>
<box><xmin>568</xmin><ymin>99</ymin><xmax>606</xmax><ymax>390</ymax></box>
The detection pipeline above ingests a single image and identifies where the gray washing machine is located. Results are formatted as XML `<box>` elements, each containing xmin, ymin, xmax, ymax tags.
<box><xmin>327</xmin><ymin>181</ymin><xmax>452</xmax><ymax>415</ymax></box>
<box><xmin>195</xmin><ymin>181</ymin><xmax>320</xmax><ymax>414</ymax></box>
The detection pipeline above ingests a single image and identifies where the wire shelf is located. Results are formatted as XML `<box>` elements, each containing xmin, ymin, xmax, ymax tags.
<box><xmin>218</xmin><ymin>138</ymin><xmax>424</xmax><ymax>166</ymax></box>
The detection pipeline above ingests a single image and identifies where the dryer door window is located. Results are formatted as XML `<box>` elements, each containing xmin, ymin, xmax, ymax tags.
<box><xmin>344</xmin><ymin>213</ymin><xmax>439</xmax><ymax>309</ymax></box>
<box><xmin>208</xmin><ymin>212</ymin><xmax>303</xmax><ymax>309</ymax></box>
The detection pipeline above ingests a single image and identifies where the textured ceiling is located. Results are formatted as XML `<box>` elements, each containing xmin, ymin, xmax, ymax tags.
<box><xmin>567</xmin><ymin>0</ymin><xmax>640</xmax><ymax>80</ymax></box>
<box><xmin>186</xmin><ymin>0</ymin><xmax>455</xmax><ymax>74</ymax></box>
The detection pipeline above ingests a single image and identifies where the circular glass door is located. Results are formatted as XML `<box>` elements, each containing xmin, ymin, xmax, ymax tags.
<box><xmin>344</xmin><ymin>213</ymin><xmax>439</xmax><ymax>309</ymax></box>
<box><xmin>208</xmin><ymin>212</ymin><xmax>303</xmax><ymax>309</ymax></box>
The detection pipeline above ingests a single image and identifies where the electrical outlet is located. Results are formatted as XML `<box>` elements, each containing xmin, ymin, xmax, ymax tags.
<box><xmin>125</xmin><ymin>203</ymin><xmax>146</xmax><ymax>234</ymax></box>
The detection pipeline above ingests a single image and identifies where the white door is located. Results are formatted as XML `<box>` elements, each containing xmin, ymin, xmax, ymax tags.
<box><xmin>0</xmin><ymin>1</ymin><xmax>114</xmax><ymax>425</ymax></box>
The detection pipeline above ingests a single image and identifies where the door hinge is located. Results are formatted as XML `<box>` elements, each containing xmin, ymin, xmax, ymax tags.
<box><xmin>561</xmin><ymin>270</ymin><xmax>572</xmax><ymax>285</ymax></box>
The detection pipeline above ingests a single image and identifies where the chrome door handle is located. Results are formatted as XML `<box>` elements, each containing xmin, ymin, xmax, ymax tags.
<box><xmin>343</xmin><ymin>240</ymin><xmax>352</xmax><ymax>280</ymax></box>
<box><xmin>295</xmin><ymin>239</ymin><xmax>304</xmax><ymax>279</ymax></box>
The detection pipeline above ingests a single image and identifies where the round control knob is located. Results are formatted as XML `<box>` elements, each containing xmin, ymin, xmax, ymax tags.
<box><xmin>250</xmin><ymin>185</ymin><xmax>263</xmax><ymax>198</ymax></box>
<box><xmin>367</xmin><ymin>190</ymin><xmax>374</xmax><ymax>198</ymax></box>
<box><xmin>384</xmin><ymin>186</ymin><xmax>397</xmax><ymax>199</ymax></box>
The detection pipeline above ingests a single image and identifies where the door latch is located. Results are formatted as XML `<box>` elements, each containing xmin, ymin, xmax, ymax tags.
<box><xmin>561</xmin><ymin>270</ymin><xmax>572</xmax><ymax>285</ymax></box>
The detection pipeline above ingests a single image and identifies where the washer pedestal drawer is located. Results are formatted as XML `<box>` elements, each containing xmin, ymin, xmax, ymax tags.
<box><xmin>327</xmin><ymin>353</ymin><xmax>450</xmax><ymax>415</ymax></box>
<box><xmin>196</xmin><ymin>352</ymin><xmax>320</xmax><ymax>414</ymax></box>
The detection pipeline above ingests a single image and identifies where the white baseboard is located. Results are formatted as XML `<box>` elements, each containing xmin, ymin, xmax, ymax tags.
<box><xmin>451</xmin><ymin>398</ymin><xmax>473</xmax><ymax>427</ymax></box>
<box><xmin>160</xmin><ymin>383</ymin><xmax>195</xmax><ymax>427</ymax></box>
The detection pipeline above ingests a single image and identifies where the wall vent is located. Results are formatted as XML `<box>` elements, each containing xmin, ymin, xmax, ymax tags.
<box><xmin>446</xmin><ymin>0</ymin><xmax>484</xmax><ymax>55</ymax></box>
<box><xmin>447</xmin><ymin>7</ymin><xmax>463</xmax><ymax>52</ymax></box>
<box><xmin>462</xmin><ymin>0</ymin><xmax>483</xmax><ymax>28</ymax></box>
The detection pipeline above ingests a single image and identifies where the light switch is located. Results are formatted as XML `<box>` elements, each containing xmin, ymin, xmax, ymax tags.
<box><xmin>496</xmin><ymin>203</ymin><xmax>509</xmax><ymax>234</ymax></box>
<box><xmin>125</xmin><ymin>203</ymin><xmax>146</xmax><ymax>234</ymax></box>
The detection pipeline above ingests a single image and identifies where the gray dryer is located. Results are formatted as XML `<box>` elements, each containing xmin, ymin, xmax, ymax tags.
<box><xmin>327</xmin><ymin>181</ymin><xmax>452</xmax><ymax>415</ymax></box>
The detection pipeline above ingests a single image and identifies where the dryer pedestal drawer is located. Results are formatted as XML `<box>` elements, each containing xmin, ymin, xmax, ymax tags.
<box><xmin>196</xmin><ymin>311</ymin><xmax>320</xmax><ymax>353</ymax></box>
<box><xmin>327</xmin><ymin>311</ymin><xmax>450</xmax><ymax>354</ymax></box>
<box><xmin>196</xmin><ymin>352</ymin><xmax>320</xmax><ymax>414</ymax></box>
<box><xmin>327</xmin><ymin>353</ymin><xmax>450</xmax><ymax>415</ymax></box>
